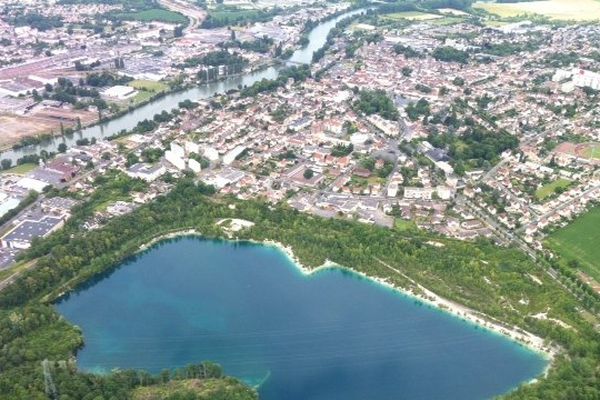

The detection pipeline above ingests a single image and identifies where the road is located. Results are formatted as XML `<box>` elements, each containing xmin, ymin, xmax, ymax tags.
<box><xmin>158</xmin><ymin>0</ymin><xmax>207</xmax><ymax>32</ymax></box>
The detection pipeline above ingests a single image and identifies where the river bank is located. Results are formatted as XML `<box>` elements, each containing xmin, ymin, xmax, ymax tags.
<box><xmin>0</xmin><ymin>7</ymin><xmax>365</xmax><ymax>163</ymax></box>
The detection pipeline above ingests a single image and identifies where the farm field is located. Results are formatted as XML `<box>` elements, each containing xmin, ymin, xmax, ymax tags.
<box><xmin>535</xmin><ymin>178</ymin><xmax>572</xmax><ymax>200</ymax></box>
<box><xmin>546</xmin><ymin>206</ymin><xmax>600</xmax><ymax>282</ymax></box>
<box><xmin>474</xmin><ymin>0</ymin><xmax>600</xmax><ymax>21</ymax></box>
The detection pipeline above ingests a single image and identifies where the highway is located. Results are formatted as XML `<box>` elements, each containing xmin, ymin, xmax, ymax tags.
<box><xmin>158</xmin><ymin>0</ymin><xmax>207</xmax><ymax>32</ymax></box>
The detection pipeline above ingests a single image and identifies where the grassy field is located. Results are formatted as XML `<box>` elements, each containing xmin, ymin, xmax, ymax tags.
<box><xmin>127</xmin><ymin>80</ymin><xmax>169</xmax><ymax>107</ymax></box>
<box><xmin>129</xmin><ymin>80</ymin><xmax>169</xmax><ymax>93</ymax></box>
<box><xmin>394</xmin><ymin>219</ymin><xmax>417</xmax><ymax>231</ymax></box>
<box><xmin>546</xmin><ymin>206</ymin><xmax>600</xmax><ymax>281</ymax></box>
<box><xmin>382</xmin><ymin>11</ymin><xmax>443</xmax><ymax>21</ymax></box>
<box><xmin>582</xmin><ymin>142</ymin><xmax>600</xmax><ymax>160</ymax></box>
<box><xmin>0</xmin><ymin>163</ymin><xmax>37</xmax><ymax>176</ymax></box>
<box><xmin>121</xmin><ymin>8</ymin><xmax>188</xmax><ymax>24</ymax></box>
<box><xmin>208</xmin><ymin>8</ymin><xmax>261</xmax><ymax>23</ymax></box>
<box><xmin>474</xmin><ymin>0</ymin><xmax>600</xmax><ymax>21</ymax></box>
<box><xmin>535</xmin><ymin>178</ymin><xmax>572</xmax><ymax>200</ymax></box>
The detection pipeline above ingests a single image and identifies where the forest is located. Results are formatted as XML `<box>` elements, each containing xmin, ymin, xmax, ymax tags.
<box><xmin>0</xmin><ymin>175</ymin><xmax>598</xmax><ymax>398</ymax></box>
<box><xmin>354</xmin><ymin>89</ymin><xmax>400</xmax><ymax>121</ymax></box>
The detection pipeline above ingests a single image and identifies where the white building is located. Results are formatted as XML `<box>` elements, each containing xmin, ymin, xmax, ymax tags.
<box><xmin>387</xmin><ymin>182</ymin><xmax>399</xmax><ymax>197</ymax></box>
<box><xmin>367</xmin><ymin>114</ymin><xmax>399</xmax><ymax>136</ymax></box>
<box><xmin>126</xmin><ymin>163</ymin><xmax>166</xmax><ymax>182</ymax></box>
<box><xmin>103</xmin><ymin>85</ymin><xmax>137</xmax><ymax>100</ymax></box>
<box><xmin>573</xmin><ymin>68</ymin><xmax>600</xmax><ymax>90</ymax></box>
<box><xmin>170</xmin><ymin>142</ymin><xmax>185</xmax><ymax>158</ymax></box>
<box><xmin>165</xmin><ymin>150</ymin><xmax>186</xmax><ymax>170</ymax></box>
<box><xmin>553</xmin><ymin>68</ymin><xmax>600</xmax><ymax>90</ymax></box>
<box><xmin>223</xmin><ymin>145</ymin><xmax>246</xmax><ymax>165</ymax></box>
<box><xmin>436</xmin><ymin>186</ymin><xmax>453</xmax><ymax>200</ymax></box>
<box><xmin>185</xmin><ymin>141</ymin><xmax>200</xmax><ymax>155</ymax></box>
<box><xmin>403</xmin><ymin>187</ymin><xmax>434</xmax><ymax>200</ymax></box>
<box><xmin>203</xmin><ymin>146</ymin><xmax>220</xmax><ymax>161</ymax></box>
<box><xmin>188</xmin><ymin>159</ymin><xmax>202</xmax><ymax>173</ymax></box>
<box><xmin>16</xmin><ymin>177</ymin><xmax>48</xmax><ymax>192</ymax></box>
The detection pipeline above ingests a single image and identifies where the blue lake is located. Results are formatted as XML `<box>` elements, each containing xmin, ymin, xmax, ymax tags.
<box><xmin>56</xmin><ymin>237</ymin><xmax>547</xmax><ymax>400</ymax></box>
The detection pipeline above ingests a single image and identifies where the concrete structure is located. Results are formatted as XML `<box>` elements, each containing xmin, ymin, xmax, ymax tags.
<box><xmin>203</xmin><ymin>146</ymin><xmax>220</xmax><ymax>161</ymax></box>
<box><xmin>403</xmin><ymin>187</ymin><xmax>434</xmax><ymax>200</ymax></box>
<box><xmin>16</xmin><ymin>177</ymin><xmax>48</xmax><ymax>193</ymax></box>
<box><xmin>102</xmin><ymin>85</ymin><xmax>137</xmax><ymax>100</ymax></box>
<box><xmin>185</xmin><ymin>141</ymin><xmax>200</xmax><ymax>155</ymax></box>
<box><xmin>165</xmin><ymin>150</ymin><xmax>186</xmax><ymax>170</ymax></box>
<box><xmin>223</xmin><ymin>145</ymin><xmax>246</xmax><ymax>165</ymax></box>
<box><xmin>126</xmin><ymin>163</ymin><xmax>166</xmax><ymax>182</ymax></box>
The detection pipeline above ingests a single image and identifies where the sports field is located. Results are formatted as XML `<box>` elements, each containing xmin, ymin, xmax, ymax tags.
<box><xmin>121</xmin><ymin>9</ymin><xmax>188</xmax><ymax>24</ymax></box>
<box><xmin>208</xmin><ymin>8</ymin><xmax>262</xmax><ymax>23</ymax></box>
<box><xmin>129</xmin><ymin>80</ymin><xmax>169</xmax><ymax>93</ymax></box>
<box><xmin>546</xmin><ymin>206</ymin><xmax>600</xmax><ymax>281</ymax></box>
<box><xmin>474</xmin><ymin>0</ymin><xmax>600</xmax><ymax>21</ymax></box>
<box><xmin>581</xmin><ymin>143</ymin><xmax>600</xmax><ymax>160</ymax></box>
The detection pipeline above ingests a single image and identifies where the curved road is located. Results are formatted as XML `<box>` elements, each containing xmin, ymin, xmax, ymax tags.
<box><xmin>158</xmin><ymin>0</ymin><xmax>207</xmax><ymax>32</ymax></box>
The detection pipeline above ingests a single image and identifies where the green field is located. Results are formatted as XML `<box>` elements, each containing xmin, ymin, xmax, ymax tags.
<box><xmin>120</xmin><ymin>8</ymin><xmax>188</xmax><ymax>24</ymax></box>
<box><xmin>129</xmin><ymin>79</ymin><xmax>169</xmax><ymax>93</ymax></box>
<box><xmin>535</xmin><ymin>178</ymin><xmax>572</xmax><ymax>200</ymax></box>
<box><xmin>0</xmin><ymin>163</ymin><xmax>37</xmax><ymax>175</ymax></box>
<box><xmin>208</xmin><ymin>8</ymin><xmax>261</xmax><ymax>23</ymax></box>
<box><xmin>394</xmin><ymin>219</ymin><xmax>417</xmax><ymax>231</ymax></box>
<box><xmin>474</xmin><ymin>0</ymin><xmax>600</xmax><ymax>21</ymax></box>
<box><xmin>127</xmin><ymin>80</ymin><xmax>169</xmax><ymax>107</ymax></box>
<box><xmin>382</xmin><ymin>11</ymin><xmax>443</xmax><ymax>21</ymax></box>
<box><xmin>546</xmin><ymin>206</ymin><xmax>600</xmax><ymax>281</ymax></box>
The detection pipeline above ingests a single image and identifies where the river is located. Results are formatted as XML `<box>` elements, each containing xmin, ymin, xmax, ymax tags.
<box><xmin>2</xmin><ymin>8</ymin><xmax>366</xmax><ymax>163</ymax></box>
<box><xmin>56</xmin><ymin>237</ymin><xmax>548</xmax><ymax>400</ymax></box>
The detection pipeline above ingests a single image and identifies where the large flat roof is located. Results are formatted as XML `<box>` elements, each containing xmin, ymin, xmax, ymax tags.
<box><xmin>2</xmin><ymin>216</ymin><xmax>63</xmax><ymax>244</ymax></box>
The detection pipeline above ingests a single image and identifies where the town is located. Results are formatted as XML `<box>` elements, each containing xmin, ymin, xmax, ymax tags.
<box><xmin>1</xmin><ymin>1</ymin><xmax>600</xmax><ymax>399</ymax></box>
<box><xmin>0</xmin><ymin>1</ymin><xmax>598</xmax><ymax>292</ymax></box>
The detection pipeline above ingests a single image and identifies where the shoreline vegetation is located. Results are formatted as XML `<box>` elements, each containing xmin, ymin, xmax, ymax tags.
<box><xmin>1</xmin><ymin>179</ymin><xmax>599</xmax><ymax>398</ymax></box>
<box><xmin>138</xmin><ymin>230</ymin><xmax>557</xmax><ymax>366</ymax></box>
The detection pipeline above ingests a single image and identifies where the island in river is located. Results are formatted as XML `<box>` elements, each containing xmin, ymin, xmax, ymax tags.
<box><xmin>56</xmin><ymin>236</ymin><xmax>548</xmax><ymax>400</ymax></box>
